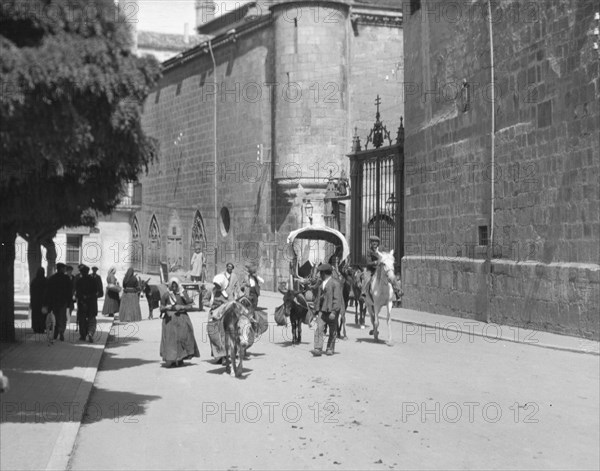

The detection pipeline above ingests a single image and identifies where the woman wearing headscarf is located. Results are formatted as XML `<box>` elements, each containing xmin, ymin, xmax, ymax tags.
<box><xmin>30</xmin><ymin>267</ymin><xmax>47</xmax><ymax>333</ymax></box>
<box><xmin>119</xmin><ymin>268</ymin><xmax>142</xmax><ymax>323</ymax></box>
<box><xmin>102</xmin><ymin>267</ymin><xmax>120</xmax><ymax>317</ymax></box>
<box><xmin>160</xmin><ymin>277</ymin><xmax>200</xmax><ymax>368</ymax></box>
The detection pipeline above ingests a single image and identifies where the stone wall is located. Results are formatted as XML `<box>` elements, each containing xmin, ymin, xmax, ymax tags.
<box><xmin>138</xmin><ymin>1</ymin><xmax>404</xmax><ymax>289</ymax></box>
<box><xmin>403</xmin><ymin>0</ymin><xmax>599</xmax><ymax>339</ymax></box>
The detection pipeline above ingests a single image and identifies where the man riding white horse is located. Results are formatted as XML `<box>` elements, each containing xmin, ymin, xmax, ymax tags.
<box><xmin>360</xmin><ymin>235</ymin><xmax>403</xmax><ymax>305</ymax></box>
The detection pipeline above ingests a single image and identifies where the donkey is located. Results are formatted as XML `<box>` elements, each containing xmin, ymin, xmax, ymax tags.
<box><xmin>341</xmin><ymin>265</ymin><xmax>367</xmax><ymax>328</ymax></box>
<box><xmin>364</xmin><ymin>249</ymin><xmax>397</xmax><ymax>344</ymax></box>
<box><xmin>278</xmin><ymin>287</ymin><xmax>314</xmax><ymax>344</ymax></box>
<box><xmin>140</xmin><ymin>279</ymin><xmax>168</xmax><ymax>320</ymax></box>
<box><xmin>221</xmin><ymin>302</ymin><xmax>253</xmax><ymax>378</ymax></box>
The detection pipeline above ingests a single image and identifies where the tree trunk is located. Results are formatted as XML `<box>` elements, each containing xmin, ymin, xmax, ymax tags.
<box><xmin>27</xmin><ymin>239</ymin><xmax>43</xmax><ymax>281</ymax></box>
<box><xmin>42</xmin><ymin>237</ymin><xmax>57</xmax><ymax>276</ymax></box>
<box><xmin>0</xmin><ymin>225</ymin><xmax>17</xmax><ymax>342</ymax></box>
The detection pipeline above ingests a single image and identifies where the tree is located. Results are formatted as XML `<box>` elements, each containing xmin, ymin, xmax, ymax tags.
<box><xmin>0</xmin><ymin>0</ymin><xmax>161</xmax><ymax>341</ymax></box>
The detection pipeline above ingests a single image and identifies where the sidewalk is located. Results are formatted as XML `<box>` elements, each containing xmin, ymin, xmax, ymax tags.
<box><xmin>0</xmin><ymin>298</ymin><xmax>114</xmax><ymax>471</ymax></box>
<box><xmin>260</xmin><ymin>290</ymin><xmax>600</xmax><ymax>356</ymax></box>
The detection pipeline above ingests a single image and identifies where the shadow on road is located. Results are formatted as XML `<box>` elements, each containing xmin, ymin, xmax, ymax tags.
<box><xmin>82</xmin><ymin>387</ymin><xmax>161</xmax><ymax>424</ymax></box>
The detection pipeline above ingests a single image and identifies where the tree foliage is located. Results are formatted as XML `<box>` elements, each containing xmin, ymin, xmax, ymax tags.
<box><xmin>1</xmin><ymin>0</ymin><xmax>160</xmax><ymax>235</ymax></box>
<box><xmin>0</xmin><ymin>0</ymin><xmax>161</xmax><ymax>341</ymax></box>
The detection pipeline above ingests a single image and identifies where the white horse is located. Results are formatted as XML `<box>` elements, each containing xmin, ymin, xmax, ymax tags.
<box><xmin>365</xmin><ymin>249</ymin><xmax>397</xmax><ymax>344</ymax></box>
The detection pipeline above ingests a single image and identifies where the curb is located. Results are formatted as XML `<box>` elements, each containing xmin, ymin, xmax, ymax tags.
<box><xmin>261</xmin><ymin>290</ymin><xmax>599</xmax><ymax>356</ymax></box>
<box><xmin>46</xmin><ymin>317</ymin><xmax>115</xmax><ymax>471</ymax></box>
<box><xmin>376</xmin><ymin>314</ymin><xmax>600</xmax><ymax>356</ymax></box>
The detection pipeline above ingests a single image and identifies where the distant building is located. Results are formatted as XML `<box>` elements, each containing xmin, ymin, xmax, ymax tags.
<box><xmin>135</xmin><ymin>0</ymin><xmax>404</xmax><ymax>288</ymax></box>
<box><xmin>402</xmin><ymin>0</ymin><xmax>599</xmax><ymax>339</ymax></box>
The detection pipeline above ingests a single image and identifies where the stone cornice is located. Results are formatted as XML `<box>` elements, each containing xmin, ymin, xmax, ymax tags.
<box><xmin>350</xmin><ymin>9</ymin><xmax>402</xmax><ymax>28</ymax></box>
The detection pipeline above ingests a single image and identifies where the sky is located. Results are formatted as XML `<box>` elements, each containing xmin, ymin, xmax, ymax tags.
<box><xmin>133</xmin><ymin>1</ymin><xmax>252</xmax><ymax>35</ymax></box>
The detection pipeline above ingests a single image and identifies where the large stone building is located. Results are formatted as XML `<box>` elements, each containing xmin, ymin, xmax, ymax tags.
<box><xmin>135</xmin><ymin>0</ymin><xmax>404</xmax><ymax>288</ymax></box>
<box><xmin>402</xmin><ymin>0</ymin><xmax>599</xmax><ymax>338</ymax></box>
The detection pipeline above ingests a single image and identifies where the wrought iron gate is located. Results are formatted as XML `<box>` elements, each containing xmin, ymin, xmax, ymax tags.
<box><xmin>347</xmin><ymin>99</ymin><xmax>404</xmax><ymax>271</ymax></box>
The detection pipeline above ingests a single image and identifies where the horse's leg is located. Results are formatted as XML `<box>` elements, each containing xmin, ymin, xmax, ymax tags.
<box><xmin>230</xmin><ymin>341</ymin><xmax>237</xmax><ymax>377</ymax></box>
<box><xmin>387</xmin><ymin>299</ymin><xmax>393</xmax><ymax>344</ymax></box>
<box><xmin>292</xmin><ymin>316</ymin><xmax>297</xmax><ymax>344</ymax></box>
<box><xmin>298</xmin><ymin>315</ymin><xmax>302</xmax><ymax>343</ymax></box>
<box><xmin>223</xmin><ymin>337</ymin><xmax>231</xmax><ymax>375</ymax></box>
<box><xmin>236</xmin><ymin>344</ymin><xmax>244</xmax><ymax>377</ymax></box>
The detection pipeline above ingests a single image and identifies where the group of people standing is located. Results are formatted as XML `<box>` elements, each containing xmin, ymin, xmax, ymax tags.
<box><xmin>98</xmin><ymin>266</ymin><xmax>143</xmax><ymax>322</ymax></box>
<box><xmin>30</xmin><ymin>265</ymin><xmax>144</xmax><ymax>342</ymax></box>
<box><xmin>159</xmin><ymin>261</ymin><xmax>265</xmax><ymax>368</ymax></box>
<box><xmin>30</xmin><ymin>263</ymin><xmax>104</xmax><ymax>342</ymax></box>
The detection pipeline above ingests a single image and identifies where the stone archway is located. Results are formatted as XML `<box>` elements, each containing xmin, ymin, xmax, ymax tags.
<box><xmin>147</xmin><ymin>215</ymin><xmax>161</xmax><ymax>273</ymax></box>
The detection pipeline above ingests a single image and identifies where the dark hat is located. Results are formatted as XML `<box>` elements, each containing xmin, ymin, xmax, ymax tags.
<box><xmin>91</xmin><ymin>266</ymin><xmax>99</xmax><ymax>272</ymax></box>
<box><xmin>56</xmin><ymin>263</ymin><xmax>66</xmax><ymax>270</ymax></box>
<box><xmin>317</xmin><ymin>263</ymin><xmax>333</xmax><ymax>273</ymax></box>
<box><xmin>226</xmin><ymin>262</ymin><xmax>235</xmax><ymax>269</ymax></box>
<box><xmin>65</xmin><ymin>265</ymin><xmax>74</xmax><ymax>271</ymax></box>
<box><xmin>369</xmin><ymin>235</ymin><xmax>381</xmax><ymax>242</ymax></box>
<box><xmin>80</xmin><ymin>265</ymin><xmax>90</xmax><ymax>274</ymax></box>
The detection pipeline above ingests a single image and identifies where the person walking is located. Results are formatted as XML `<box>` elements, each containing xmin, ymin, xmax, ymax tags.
<box><xmin>30</xmin><ymin>267</ymin><xmax>47</xmax><ymax>334</ymax></box>
<box><xmin>190</xmin><ymin>245</ymin><xmax>206</xmax><ymax>282</ymax></box>
<box><xmin>119</xmin><ymin>268</ymin><xmax>142</xmax><ymax>323</ymax></box>
<box><xmin>207</xmin><ymin>274</ymin><xmax>230</xmax><ymax>364</ymax></box>
<box><xmin>102</xmin><ymin>267</ymin><xmax>120</xmax><ymax>317</ymax></box>
<box><xmin>75</xmin><ymin>266</ymin><xmax>98</xmax><ymax>342</ymax></box>
<box><xmin>221</xmin><ymin>262</ymin><xmax>241</xmax><ymax>300</ymax></box>
<box><xmin>91</xmin><ymin>266</ymin><xmax>104</xmax><ymax>299</ymax></box>
<box><xmin>310</xmin><ymin>263</ymin><xmax>343</xmax><ymax>357</ymax></box>
<box><xmin>159</xmin><ymin>277</ymin><xmax>200</xmax><ymax>368</ymax></box>
<box><xmin>43</xmin><ymin>263</ymin><xmax>72</xmax><ymax>341</ymax></box>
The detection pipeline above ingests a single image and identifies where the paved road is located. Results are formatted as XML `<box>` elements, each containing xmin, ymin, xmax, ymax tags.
<box><xmin>68</xmin><ymin>295</ymin><xmax>599</xmax><ymax>470</ymax></box>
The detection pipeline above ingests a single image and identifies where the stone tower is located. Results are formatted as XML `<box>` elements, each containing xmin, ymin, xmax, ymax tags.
<box><xmin>271</xmin><ymin>0</ymin><xmax>351</xmax><ymax>233</ymax></box>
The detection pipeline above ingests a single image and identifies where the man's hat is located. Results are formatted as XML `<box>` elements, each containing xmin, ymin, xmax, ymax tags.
<box><xmin>80</xmin><ymin>265</ymin><xmax>90</xmax><ymax>274</ymax></box>
<box><xmin>245</xmin><ymin>262</ymin><xmax>257</xmax><ymax>273</ymax></box>
<box><xmin>56</xmin><ymin>263</ymin><xmax>66</xmax><ymax>270</ymax></box>
<box><xmin>317</xmin><ymin>263</ymin><xmax>333</xmax><ymax>273</ymax></box>
<box><xmin>226</xmin><ymin>262</ymin><xmax>235</xmax><ymax>269</ymax></box>
<box><xmin>369</xmin><ymin>235</ymin><xmax>381</xmax><ymax>242</ymax></box>
<box><xmin>91</xmin><ymin>266</ymin><xmax>99</xmax><ymax>271</ymax></box>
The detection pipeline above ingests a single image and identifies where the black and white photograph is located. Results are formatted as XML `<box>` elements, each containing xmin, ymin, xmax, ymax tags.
<box><xmin>1</xmin><ymin>0</ymin><xmax>598</xmax><ymax>470</ymax></box>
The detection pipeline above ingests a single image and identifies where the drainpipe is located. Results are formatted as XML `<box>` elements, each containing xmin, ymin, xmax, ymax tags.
<box><xmin>488</xmin><ymin>0</ymin><xmax>495</xmax><ymax>259</ymax></box>
<box><xmin>208</xmin><ymin>39</ymin><xmax>218</xmax><ymax>277</ymax></box>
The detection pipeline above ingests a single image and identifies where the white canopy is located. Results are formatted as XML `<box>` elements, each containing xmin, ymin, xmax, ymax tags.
<box><xmin>286</xmin><ymin>225</ymin><xmax>350</xmax><ymax>262</ymax></box>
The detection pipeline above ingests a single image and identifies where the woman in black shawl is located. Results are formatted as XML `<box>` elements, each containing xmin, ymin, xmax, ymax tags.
<box><xmin>119</xmin><ymin>268</ymin><xmax>142</xmax><ymax>323</ymax></box>
<box><xmin>30</xmin><ymin>267</ymin><xmax>47</xmax><ymax>333</ymax></box>
<box><xmin>160</xmin><ymin>277</ymin><xmax>200</xmax><ymax>368</ymax></box>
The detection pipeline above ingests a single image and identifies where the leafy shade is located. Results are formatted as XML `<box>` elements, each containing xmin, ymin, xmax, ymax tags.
<box><xmin>0</xmin><ymin>0</ymin><xmax>161</xmax><ymax>234</ymax></box>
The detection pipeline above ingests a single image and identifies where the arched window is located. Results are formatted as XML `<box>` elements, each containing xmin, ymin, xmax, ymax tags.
<box><xmin>147</xmin><ymin>215</ymin><xmax>161</xmax><ymax>273</ymax></box>
<box><xmin>167</xmin><ymin>210</ymin><xmax>183</xmax><ymax>271</ymax></box>
<box><xmin>132</xmin><ymin>216</ymin><xmax>142</xmax><ymax>272</ymax></box>
<box><xmin>191</xmin><ymin>210</ymin><xmax>207</xmax><ymax>251</ymax></box>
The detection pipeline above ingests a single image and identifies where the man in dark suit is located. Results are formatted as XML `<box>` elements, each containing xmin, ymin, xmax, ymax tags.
<box><xmin>43</xmin><ymin>263</ymin><xmax>72</xmax><ymax>341</ymax></box>
<box><xmin>91</xmin><ymin>266</ymin><xmax>104</xmax><ymax>299</ymax></box>
<box><xmin>310</xmin><ymin>263</ymin><xmax>343</xmax><ymax>357</ymax></box>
